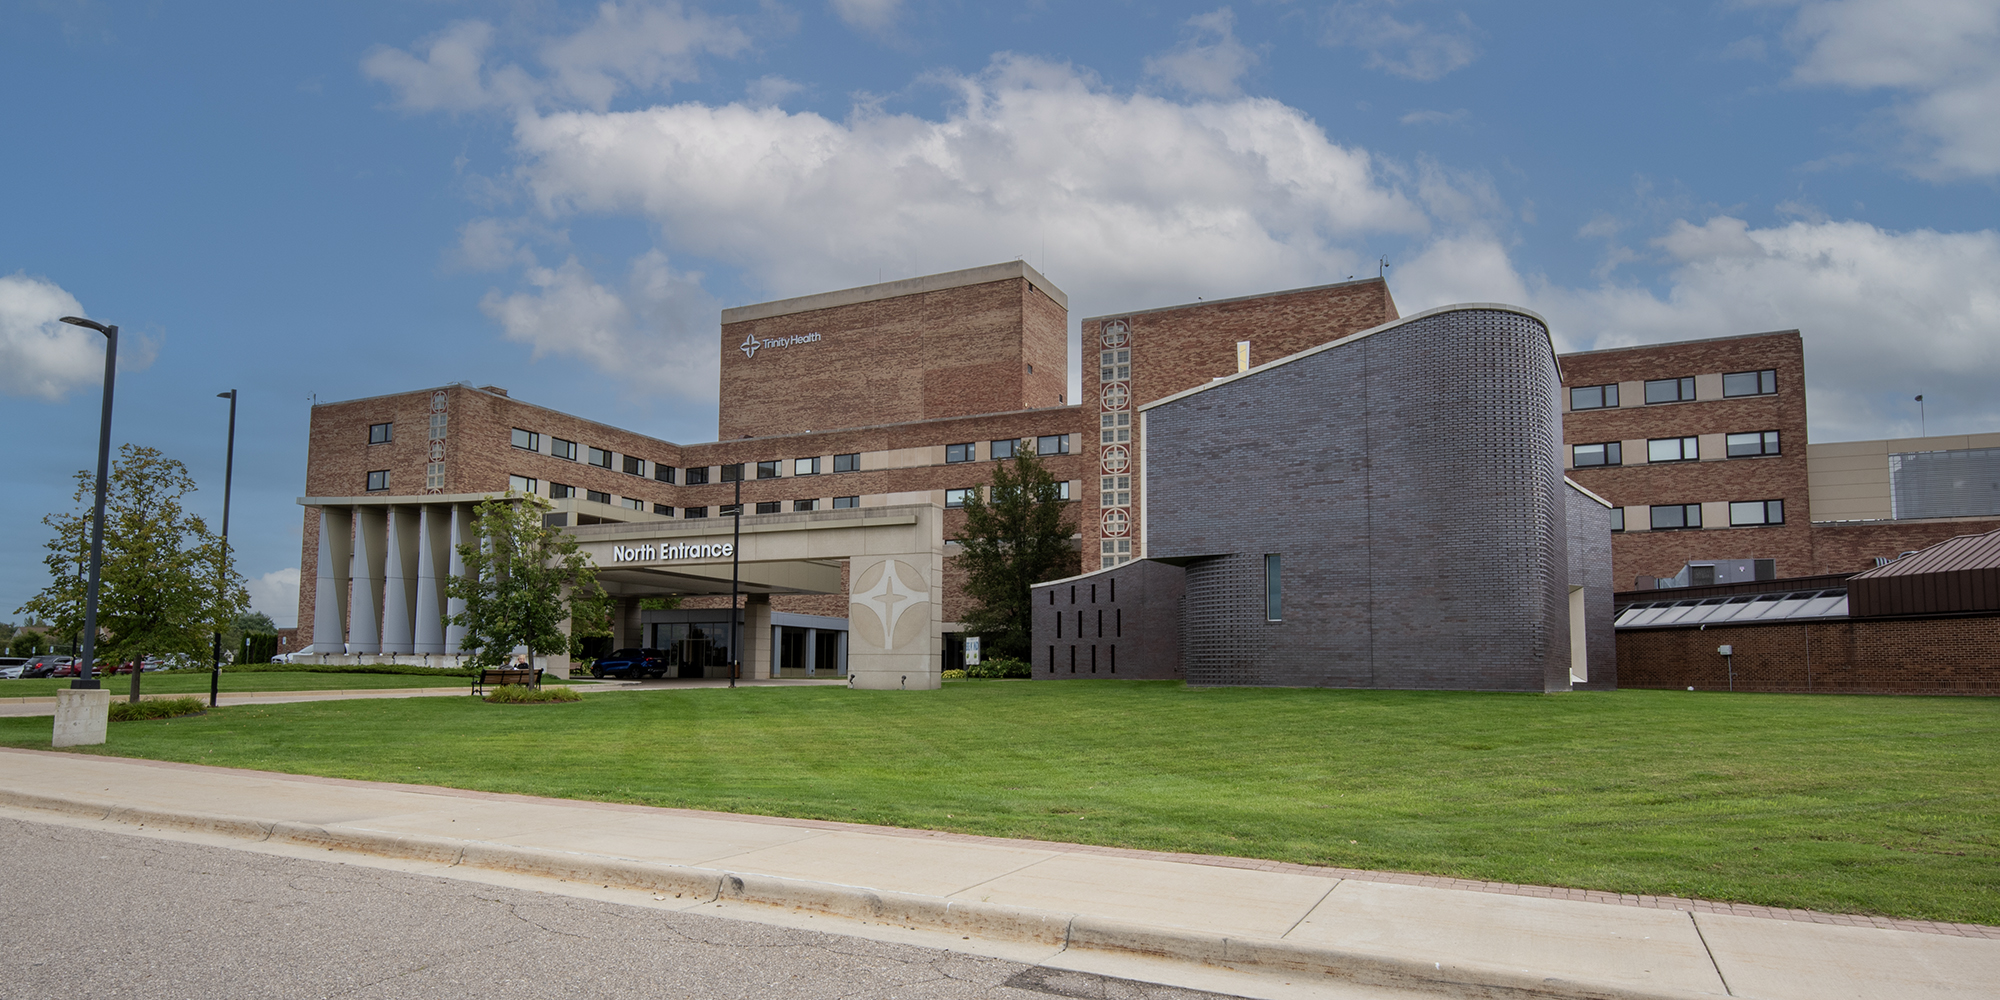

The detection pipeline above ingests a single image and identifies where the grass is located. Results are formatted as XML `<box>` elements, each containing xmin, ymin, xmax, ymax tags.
<box><xmin>0</xmin><ymin>669</ymin><xmax>576</xmax><ymax>699</ymax></box>
<box><xmin>1</xmin><ymin>682</ymin><xmax>1994</xmax><ymax>925</ymax></box>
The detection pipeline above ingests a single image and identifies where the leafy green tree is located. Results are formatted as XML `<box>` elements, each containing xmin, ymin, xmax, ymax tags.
<box><xmin>19</xmin><ymin>445</ymin><xmax>248</xmax><ymax>701</ymax></box>
<box><xmin>8</xmin><ymin>631</ymin><xmax>50</xmax><ymax>657</ymax></box>
<box><xmin>222</xmin><ymin>610</ymin><xmax>278</xmax><ymax>664</ymax></box>
<box><xmin>955</xmin><ymin>444</ymin><xmax>1080</xmax><ymax>661</ymax></box>
<box><xmin>446</xmin><ymin>493</ymin><xmax>613</xmax><ymax>671</ymax></box>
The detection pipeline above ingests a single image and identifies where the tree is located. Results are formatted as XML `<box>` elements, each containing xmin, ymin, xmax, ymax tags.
<box><xmin>222</xmin><ymin>610</ymin><xmax>278</xmax><ymax>665</ymax></box>
<box><xmin>446</xmin><ymin>493</ymin><xmax>613</xmax><ymax>671</ymax></box>
<box><xmin>954</xmin><ymin>444</ymin><xmax>1081</xmax><ymax>661</ymax></box>
<box><xmin>8</xmin><ymin>631</ymin><xmax>50</xmax><ymax>657</ymax></box>
<box><xmin>19</xmin><ymin>445</ymin><xmax>248</xmax><ymax>701</ymax></box>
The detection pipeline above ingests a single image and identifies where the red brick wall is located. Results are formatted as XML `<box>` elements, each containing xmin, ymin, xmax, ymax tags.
<box><xmin>1560</xmin><ymin>332</ymin><xmax>1813</xmax><ymax>585</ymax></box>
<box><xmin>1618</xmin><ymin>617</ymin><xmax>2000</xmax><ymax>694</ymax></box>
<box><xmin>718</xmin><ymin>277</ymin><xmax>1065</xmax><ymax>440</ymax></box>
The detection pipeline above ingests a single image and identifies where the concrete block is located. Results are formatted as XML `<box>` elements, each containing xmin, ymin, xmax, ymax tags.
<box><xmin>52</xmin><ymin>688</ymin><xmax>109</xmax><ymax>747</ymax></box>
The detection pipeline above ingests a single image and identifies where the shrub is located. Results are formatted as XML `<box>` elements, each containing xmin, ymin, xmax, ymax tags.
<box><xmin>941</xmin><ymin>669</ymin><xmax>967</xmax><ymax>680</ymax></box>
<box><xmin>109</xmin><ymin>697</ymin><xmax>206</xmax><ymax>722</ymax></box>
<box><xmin>229</xmin><ymin>662</ymin><xmax>480</xmax><ymax>678</ymax></box>
<box><xmin>483</xmin><ymin>685</ymin><xmax>582</xmax><ymax>704</ymax></box>
<box><xmin>964</xmin><ymin>657</ymin><xmax>1031</xmax><ymax>679</ymax></box>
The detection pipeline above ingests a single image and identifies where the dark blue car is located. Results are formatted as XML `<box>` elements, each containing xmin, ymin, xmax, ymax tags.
<box><xmin>591</xmin><ymin>648</ymin><xmax>669</xmax><ymax>679</ymax></box>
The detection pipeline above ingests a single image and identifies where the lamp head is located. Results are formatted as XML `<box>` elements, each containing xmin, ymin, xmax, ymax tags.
<box><xmin>217</xmin><ymin>390</ymin><xmax>236</xmax><ymax>399</ymax></box>
<box><xmin>59</xmin><ymin>316</ymin><xmax>111</xmax><ymax>335</ymax></box>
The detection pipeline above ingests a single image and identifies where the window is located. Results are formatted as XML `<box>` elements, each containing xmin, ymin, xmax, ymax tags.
<box><xmin>1056</xmin><ymin>481</ymin><xmax>1071</xmax><ymax>500</ymax></box>
<box><xmin>1727</xmin><ymin>430</ymin><xmax>1781</xmax><ymax>458</ymax></box>
<box><xmin>1036</xmin><ymin>434</ymin><xmax>1070</xmax><ymax>456</ymax></box>
<box><xmin>548</xmin><ymin>483</ymin><xmax>575</xmax><ymax>499</ymax></box>
<box><xmin>588</xmin><ymin>447</ymin><xmax>613</xmax><ymax>468</ymax></box>
<box><xmin>945</xmin><ymin>488</ymin><xmax>974</xmax><ymax>508</ymax></box>
<box><xmin>720</xmin><ymin>463</ymin><xmax>744</xmax><ymax>482</ymax></box>
<box><xmin>832</xmin><ymin>495</ymin><xmax>859</xmax><ymax>509</ymax></box>
<box><xmin>586</xmin><ymin>489</ymin><xmax>610</xmax><ymax>504</ymax></box>
<box><xmin>685</xmin><ymin>466</ymin><xmax>709</xmax><ymax>485</ymax></box>
<box><xmin>654</xmin><ymin>464</ymin><xmax>677</xmax><ymax>484</ymax></box>
<box><xmin>1572</xmin><ymin>442</ymin><xmax>1622</xmax><ymax>467</ymax></box>
<box><xmin>832</xmin><ymin>453</ymin><xmax>859</xmax><ymax>473</ymax></box>
<box><xmin>945</xmin><ymin>443</ymin><xmax>975</xmax><ymax>464</ymax></box>
<box><xmin>1647</xmin><ymin>436</ymin><xmax>1699</xmax><ymax>463</ymax></box>
<box><xmin>1644</xmin><ymin>377</ymin><xmax>1697</xmax><ymax>404</ymax></box>
<box><xmin>368</xmin><ymin>422</ymin><xmax>393</xmax><ymax>444</ymax></box>
<box><xmin>794</xmin><ymin>499</ymin><xmax>817</xmax><ymax>512</ymax></box>
<box><xmin>720</xmin><ymin>503</ymin><xmax>742</xmax><ymax>516</ymax></box>
<box><xmin>551</xmin><ymin>438</ymin><xmax>578</xmax><ymax>461</ymax></box>
<box><xmin>685</xmin><ymin>506</ymin><xmax>709</xmax><ymax>519</ymax></box>
<box><xmin>365</xmin><ymin>470</ymin><xmax>390</xmax><ymax>492</ymax></box>
<box><xmin>1569</xmin><ymin>384</ymin><xmax>1619</xmax><ymax>410</ymax></box>
<box><xmin>793</xmin><ymin>457</ymin><xmax>819</xmax><ymax>476</ymax></box>
<box><xmin>1724</xmin><ymin>369</ymin><xmax>1778</xmax><ymax>397</ymax></box>
<box><xmin>755</xmin><ymin>501</ymin><xmax>781</xmax><ymax>514</ymax></box>
<box><xmin>1099</xmin><ymin>349</ymin><xmax>1130</xmax><ymax>382</ymax></box>
<box><xmin>510</xmin><ymin>428</ymin><xmax>538</xmax><ymax>451</ymax></box>
<box><xmin>1265</xmin><ymin>554</ymin><xmax>1282</xmax><ymax>621</ymax></box>
<box><xmin>621</xmin><ymin>497</ymin><xmax>643</xmax><ymax>510</ymax></box>
<box><xmin>652</xmin><ymin>503</ymin><xmax>673</xmax><ymax>516</ymax></box>
<box><xmin>1099</xmin><ymin>412</ymin><xmax>1131</xmax><ymax>445</ymax></box>
<box><xmin>1650</xmin><ymin>504</ymin><xmax>1702</xmax><ymax>530</ymax></box>
<box><xmin>1100</xmin><ymin>474</ymin><xmax>1130</xmax><ymax>508</ymax></box>
<box><xmin>1730</xmin><ymin>499</ymin><xmax>1785</xmax><ymax>526</ymax></box>
<box><xmin>1609</xmin><ymin>507</ymin><xmax>1625</xmax><ymax>532</ymax></box>
<box><xmin>508</xmin><ymin>475</ymin><xmax>538</xmax><ymax>495</ymax></box>
<box><xmin>425</xmin><ymin>463</ymin><xmax>445</xmax><ymax>490</ymax></box>
<box><xmin>622</xmin><ymin>455</ymin><xmax>644</xmax><ymax>476</ymax></box>
<box><xmin>756</xmin><ymin>460</ymin><xmax>780</xmax><ymax>479</ymax></box>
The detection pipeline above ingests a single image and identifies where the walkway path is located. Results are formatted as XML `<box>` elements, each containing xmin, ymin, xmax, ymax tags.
<box><xmin>0</xmin><ymin>749</ymin><xmax>1991</xmax><ymax>999</ymax></box>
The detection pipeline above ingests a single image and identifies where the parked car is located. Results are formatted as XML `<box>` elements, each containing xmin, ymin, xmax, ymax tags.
<box><xmin>20</xmin><ymin>655</ymin><xmax>73</xmax><ymax>679</ymax></box>
<box><xmin>0</xmin><ymin>657</ymin><xmax>27</xmax><ymax>681</ymax></box>
<box><xmin>591</xmin><ymin>648</ymin><xmax>669</xmax><ymax>679</ymax></box>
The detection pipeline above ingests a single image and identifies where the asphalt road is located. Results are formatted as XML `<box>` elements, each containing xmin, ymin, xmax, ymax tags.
<box><xmin>0</xmin><ymin>816</ymin><xmax>1243</xmax><ymax>1000</ymax></box>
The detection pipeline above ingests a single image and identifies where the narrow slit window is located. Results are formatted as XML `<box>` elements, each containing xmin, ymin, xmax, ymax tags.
<box><xmin>1265</xmin><ymin>554</ymin><xmax>1282</xmax><ymax>621</ymax></box>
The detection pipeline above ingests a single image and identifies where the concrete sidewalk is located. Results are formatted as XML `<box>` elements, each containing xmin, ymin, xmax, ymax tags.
<box><xmin>0</xmin><ymin>749</ymin><xmax>1991</xmax><ymax>1000</ymax></box>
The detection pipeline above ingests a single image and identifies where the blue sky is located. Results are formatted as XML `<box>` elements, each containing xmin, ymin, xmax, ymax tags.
<box><xmin>4</xmin><ymin>0</ymin><xmax>1997</xmax><ymax>627</ymax></box>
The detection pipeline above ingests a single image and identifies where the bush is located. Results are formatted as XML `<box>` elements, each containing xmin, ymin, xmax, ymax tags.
<box><xmin>941</xmin><ymin>669</ymin><xmax>967</xmax><ymax>680</ymax></box>
<box><xmin>109</xmin><ymin>697</ymin><xmax>207</xmax><ymax>722</ymax></box>
<box><xmin>964</xmin><ymin>657</ymin><xmax>1031</xmax><ymax>679</ymax></box>
<box><xmin>229</xmin><ymin>662</ymin><xmax>481</xmax><ymax>678</ymax></box>
<box><xmin>483</xmin><ymin>684</ymin><xmax>582</xmax><ymax>704</ymax></box>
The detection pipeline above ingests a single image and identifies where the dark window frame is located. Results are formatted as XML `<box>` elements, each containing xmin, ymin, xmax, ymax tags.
<box><xmin>550</xmin><ymin>438</ymin><xmax>579</xmax><ymax>461</ymax></box>
<box><xmin>368</xmin><ymin>422</ymin><xmax>393</xmax><ymax>445</ymax></box>
<box><xmin>945</xmin><ymin>443</ymin><xmax>975</xmax><ymax>464</ymax></box>
<box><xmin>1723</xmin><ymin>369</ymin><xmax>1778</xmax><ymax>398</ymax></box>
<box><xmin>944</xmin><ymin>487</ymin><xmax>974</xmax><ymax>508</ymax></box>
<box><xmin>793</xmin><ymin>457</ymin><xmax>819</xmax><ymax>476</ymax></box>
<box><xmin>793</xmin><ymin>498</ymin><xmax>817</xmax><ymax>512</ymax></box>
<box><xmin>654</xmin><ymin>464</ymin><xmax>677</xmax><ymax>484</ymax></box>
<box><xmin>684</xmin><ymin>506</ymin><xmax>709</xmax><ymax>519</ymax></box>
<box><xmin>756</xmin><ymin>460</ymin><xmax>781</xmax><ymax>480</ymax></box>
<box><xmin>1647</xmin><ymin>436</ymin><xmax>1699</xmax><ymax>463</ymax></box>
<box><xmin>685</xmin><ymin>466</ymin><xmax>710</xmax><ymax>485</ymax></box>
<box><xmin>832</xmin><ymin>495</ymin><xmax>859</xmax><ymax>509</ymax></box>
<box><xmin>720</xmin><ymin>463</ymin><xmax>744</xmax><ymax>482</ymax></box>
<box><xmin>754</xmin><ymin>500</ymin><xmax>782</xmax><ymax>514</ymax></box>
<box><xmin>365</xmin><ymin>470</ymin><xmax>390</xmax><ymax>492</ymax></box>
<box><xmin>1609</xmin><ymin>507</ymin><xmax>1625</xmax><ymax>532</ymax></box>
<box><xmin>510</xmin><ymin>428</ymin><xmax>538</xmax><ymax>451</ymax></box>
<box><xmin>587</xmin><ymin>447</ymin><xmax>613</xmax><ymax>469</ymax></box>
<box><xmin>990</xmin><ymin>439</ymin><xmax>1018</xmax><ymax>461</ymax></box>
<box><xmin>832</xmin><ymin>453</ymin><xmax>859</xmax><ymax>473</ymax></box>
<box><xmin>1572</xmin><ymin>441</ymin><xmax>1623</xmax><ymax>467</ymax></box>
<box><xmin>1568</xmin><ymin>384</ymin><xmax>1619</xmax><ymax>411</ymax></box>
<box><xmin>1036</xmin><ymin>434</ymin><xmax>1070</xmax><ymax>456</ymax></box>
<box><xmin>1726</xmin><ymin>430</ymin><xmax>1781</xmax><ymax>458</ymax></box>
<box><xmin>652</xmin><ymin>503</ymin><xmax>674</xmax><ymax>516</ymax></box>
<box><xmin>585</xmin><ymin>489</ymin><xmax>611</xmax><ymax>504</ymax></box>
<box><xmin>549</xmin><ymin>483</ymin><xmax>575</xmax><ymax>499</ymax></box>
<box><xmin>1644</xmin><ymin>377</ymin><xmax>1698</xmax><ymax>405</ymax></box>
<box><xmin>622</xmin><ymin>455</ymin><xmax>644</xmax><ymax>476</ymax></box>
<box><xmin>1649</xmin><ymin>503</ymin><xmax>1703</xmax><ymax>530</ymax></box>
<box><xmin>1729</xmin><ymin>499</ymin><xmax>1786</xmax><ymax>527</ymax></box>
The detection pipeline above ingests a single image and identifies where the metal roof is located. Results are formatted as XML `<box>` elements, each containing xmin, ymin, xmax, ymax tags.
<box><xmin>1846</xmin><ymin>526</ymin><xmax>2000</xmax><ymax>617</ymax></box>
<box><xmin>1850</xmin><ymin>526</ymin><xmax>2000</xmax><ymax>578</ymax></box>
<box><xmin>1614</xmin><ymin>590</ymin><xmax>1848</xmax><ymax>629</ymax></box>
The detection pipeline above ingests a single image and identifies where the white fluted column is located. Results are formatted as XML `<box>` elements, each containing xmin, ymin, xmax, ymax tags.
<box><xmin>444</xmin><ymin>504</ymin><xmax>471</xmax><ymax>654</ymax></box>
<box><xmin>414</xmin><ymin>505</ymin><xmax>447</xmax><ymax>654</ymax></box>
<box><xmin>349</xmin><ymin>507</ymin><xmax>387</xmax><ymax>654</ymax></box>
<box><xmin>310</xmin><ymin>507</ymin><xmax>353</xmax><ymax>653</ymax></box>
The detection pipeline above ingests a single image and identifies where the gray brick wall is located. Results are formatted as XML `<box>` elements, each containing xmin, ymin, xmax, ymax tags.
<box><xmin>1028</xmin><ymin>559</ymin><xmax>1186</xmax><ymax>680</ymax></box>
<box><xmin>1143</xmin><ymin>307</ymin><xmax>1573</xmax><ymax>691</ymax></box>
<box><xmin>1566</xmin><ymin>483</ymin><xmax>1618</xmax><ymax>689</ymax></box>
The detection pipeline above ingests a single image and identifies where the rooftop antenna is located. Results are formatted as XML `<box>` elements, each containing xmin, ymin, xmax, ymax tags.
<box><xmin>1915</xmin><ymin>394</ymin><xmax>1926</xmax><ymax>436</ymax></box>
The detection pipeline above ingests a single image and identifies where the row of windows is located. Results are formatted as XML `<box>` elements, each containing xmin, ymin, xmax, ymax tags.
<box><xmin>1568</xmin><ymin>369</ymin><xmax>1778</xmax><ymax>411</ymax></box>
<box><xmin>945</xmin><ymin>436</ymin><xmax>1071</xmax><ymax>464</ymax></box>
<box><xmin>1572</xmin><ymin>430</ymin><xmax>1782</xmax><ymax>467</ymax></box>
<box><xmin>943</xmin><ymin>482</ymin><xmax>1074</xmax><ymax>507</ymax></box>
<box><xmin>1607</xmin><ymin>500</ymin><xmax>1786</xmax><ymax>532</ymax></box>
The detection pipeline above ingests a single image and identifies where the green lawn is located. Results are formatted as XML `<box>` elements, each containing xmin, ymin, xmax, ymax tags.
<box><xmin>2</xmin><ymin>682</ymin><xmax>1994</xmax><ymax>925</ymax></box>
<box><xmin>0</xmin><ymin>669</ymin><xmax>519</xmax><ymax>698</ymax></box>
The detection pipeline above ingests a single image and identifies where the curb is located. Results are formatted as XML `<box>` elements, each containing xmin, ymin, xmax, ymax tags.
<box><xmin>0</xmin><ymin>788</ymin><xmax>1724</xmax><ymax>1000</ymax></box>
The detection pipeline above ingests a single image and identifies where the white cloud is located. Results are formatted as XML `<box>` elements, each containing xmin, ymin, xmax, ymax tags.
<box><xmin>1399</xmin><ymin>108</ymin><xmax>1468</xmax><ymax>126</ymax></box>
<box><xmin>508</xmin><ymin>55</ymin><xmax>1430</xmax><ymax>312</ymax></box>
<box><xmin>831</xmin><ymin>0</ymin><xmax>903</xmax><ymax>33</ymax></box>
<box><xmin>363</xmin><ymin>4</ymin><xmax>747</xmax><ymax>113</ymax></box>
<box><xmin>0</xmin><ymin>272</ymin><xmax>105</xmax><ymax>400</ymax></box>
<box><xmin>1784</xmin><ymin>0</ymin><xmax>2000</xmax><ymax>178</ymax></box>
<box><xmin>246</xmin><ymin>568</ymin><xmax>300</xmax><ymax>629</ymax></box>
<box><xmin>745</xmin><ymin>74</ymin><xmax>805</xmax><ymax>107</ymax></box>
<box><xmin>1323</xmin><ymin>1</ymin><xmax>1479</xmax><ymax>82</ymax></box>
<box><xmin>1398</xmin><ymin>217</ymin><xmax>2000</xmax><ymax>440</ymax></box>
<box><xmin>480</xmin><ymin>250</ymin><xmax>720</xmax><ymax>398</ymax></box>
<box><xmin>1144</xmin><ymin>8</ymin><xmax>1259</xmax><ymax>98</ymax></box>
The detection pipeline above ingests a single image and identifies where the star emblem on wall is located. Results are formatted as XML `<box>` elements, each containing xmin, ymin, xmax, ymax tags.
<box><xmin>739</xmin><ymin>332</ymin><xmax>762</xmax><ymax>359</ymax></box>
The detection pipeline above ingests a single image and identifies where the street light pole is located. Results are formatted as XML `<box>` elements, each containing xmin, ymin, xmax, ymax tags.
<box><xmin>728</xmin><ymin>478</ymin><xmax>741</xmax><ymax>688</ymax></box>
<box><xmin>210</xmin><ymin>390</ymin><xmax>237</xmax><ymax>708</ymax></box>
<box><xmin>58</xmin><ymin>317</ymin><xmax>117</xmax><ymax>690</ymax></box>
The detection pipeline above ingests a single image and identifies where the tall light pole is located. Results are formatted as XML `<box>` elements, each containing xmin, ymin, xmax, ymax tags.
<box><xmin>58</xmin><ymin>316</ymin><xmax>117</xmax><ymax>690</ymax></box>
<box><xmin>727</xmin><ymin>478</ymin><xmax>741</xmax><ymax>688</ymax></box>
<box><xmin>210</xmin><ymin>390</ymin><xmax>237</xmax><ymax>708</ymax></box>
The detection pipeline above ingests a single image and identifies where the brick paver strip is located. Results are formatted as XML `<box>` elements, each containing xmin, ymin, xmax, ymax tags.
<box><xmin>13</xmin><ymin>748</ymin><xmax>1996</xmax><ymax>940</ymax></box>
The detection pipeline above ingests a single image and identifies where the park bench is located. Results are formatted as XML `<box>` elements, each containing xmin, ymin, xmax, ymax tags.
<box><xmin>473</xmin><ymin>667</ymin><xmax>542</xmax><ymax>695</ymax></box>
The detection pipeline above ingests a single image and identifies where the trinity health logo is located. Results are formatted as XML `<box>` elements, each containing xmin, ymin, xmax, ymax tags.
<box><xmin>740</xmin><ymin>330</ymin><xmax>822</xmax><ymax>359</ymax></box>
